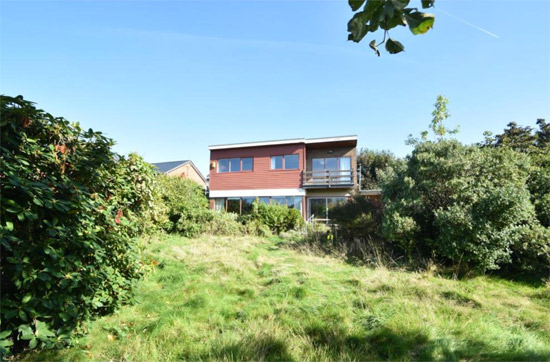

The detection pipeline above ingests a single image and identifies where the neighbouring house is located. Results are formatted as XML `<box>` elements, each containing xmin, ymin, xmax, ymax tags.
<box><xmin>152</xmin><ymin>160</ymin><xmax>207</xmax><ymax>188</ymax></box>
<box><xmin>208</xmin><ymin>135</ymin><xmax>379</xmax><ymax>221</ymax></box>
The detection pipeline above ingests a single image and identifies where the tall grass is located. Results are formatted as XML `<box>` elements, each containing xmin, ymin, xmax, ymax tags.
<box><xmin>21</xmin><ymin>235</ymin><xmax>550</xmax><ymax>361</ymax></box>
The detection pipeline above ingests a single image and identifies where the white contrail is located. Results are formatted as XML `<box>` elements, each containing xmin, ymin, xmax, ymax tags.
<box><xmin>437</xmin><ymin>8</ymin><xmax>500</xmax><ymax>39</ymax></box>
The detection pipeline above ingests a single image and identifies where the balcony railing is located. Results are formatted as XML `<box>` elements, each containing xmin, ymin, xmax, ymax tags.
<box><xmin>302</xmin><ymin>170</ymin><xmax>354</xmax><ymax>188</ymax></box>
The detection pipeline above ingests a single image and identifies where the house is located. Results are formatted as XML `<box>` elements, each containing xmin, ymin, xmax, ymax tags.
<box><xmin>151</xmin><ymin>160</ymin><xmax>207</xmax><ymax>188</ymax></box>
<box><xmin>208</xmin><ymin>135</ymin><xmax>370</xmax><ymax>221</ymax></box>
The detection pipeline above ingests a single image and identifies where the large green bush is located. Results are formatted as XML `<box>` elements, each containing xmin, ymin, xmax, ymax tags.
<box><xmin>382</xmin><ymin>140</ymin><xmax>549</xmax><ymax>272</ymax></box>
<box><xmin>241</xmin><ymin>201</ymin><xmax>304</xmax><ymax>235</ymax></box>
<box><xmin>154</xmin><ymin>175</ymin><xmax>210</xmax><ymax>237</ymax></box>
<box><xmin>0</xmin><ymin>96</ymin><xmax>156</xmax><ymax>354</ymax></box>
<box><xmin>328</xmin><ymin>195</ymin><xmax>383</xmax><ymax>242</ymax></box>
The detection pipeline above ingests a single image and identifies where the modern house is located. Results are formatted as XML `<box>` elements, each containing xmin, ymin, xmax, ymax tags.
<box><xmin>208</xmin><ymin>135</ymin><xmax>366</xmax><ymax>221</ymax></box>
<box><xmin>152</xmin><ymin>160</ymin><xmax>207</xmax><ymax>188</ymax></box>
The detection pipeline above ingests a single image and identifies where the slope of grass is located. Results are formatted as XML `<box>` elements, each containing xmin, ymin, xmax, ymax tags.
<box><xmin>21</xmin><ymin>235</ymin><xmax>550</xmax><ymax>361</ymax></box>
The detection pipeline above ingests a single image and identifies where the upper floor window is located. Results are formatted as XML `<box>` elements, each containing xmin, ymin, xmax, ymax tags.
<box><xmin>218</xmin><ymin>157</ymin><xmax>253</xmax><ymax>173</ymax></box>
<box><xmin>312</xmin><ymin>156</ymin><xmax>351</xmax><ymax>171</ymax></box>
<box><xmin>271</xmin><ymin>154</ymin><xmax>300</xmax><ymax>170</ymax></box>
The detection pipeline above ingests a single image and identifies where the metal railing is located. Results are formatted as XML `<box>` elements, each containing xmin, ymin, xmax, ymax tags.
<box><xmin>302</xmin><ymin>170</ymin><xmax>354</xmax><ymax>187</ymax></box>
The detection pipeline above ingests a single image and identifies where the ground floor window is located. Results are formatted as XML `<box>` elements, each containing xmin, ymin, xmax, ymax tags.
<box><xmin>307</xmin><ymin>197</ymin><xmax>347</xmax><ymax>221</ymax></box>
<box><xmin>214</xmin><ymin>198</ymin><xmax>225</xmax><ymax>211</ymax></box>
<box><xmin>212</xmin><ymin>196</ymin><xmax>303</xmax><ymax>215</ymax></box>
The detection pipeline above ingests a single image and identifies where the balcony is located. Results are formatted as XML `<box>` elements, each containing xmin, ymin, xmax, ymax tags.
<box><xmin>302</xmin><ymin>170</ymin><xmax>354</xmax><ymax>188</ymax></box>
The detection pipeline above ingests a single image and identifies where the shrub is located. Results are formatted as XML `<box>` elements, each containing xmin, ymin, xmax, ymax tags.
<box><xmin>243</xmin><ymin>201</ymin><xmax>304</xmax><ymax>235</ymax></box>
<box><xmin>203</xmin><ymin>211</ymin><xmax>244</xmax><ymax>236</ymax></box>
<box><xmin>328</xmin><ymin>195</ymin><xmax>383</xmax><ymax>241</ymax></box>
<box><xmin>0</xmin><ymin>95</ymin><xmax>156</xmax><ymax>354</ymax></box>
<box><xmin>155</xmin><ymin>175</ymin><xmax>210</xmax><ymax>237</ymax></box>
<box><xmin>528</xmin><ymin>150</ymin><xmax>550</xmax><ymax>228</ymax></box>
<box><xmin>382</xmin><ymin>140</ymin><xmax>549</xmax><ymax>272</ymax></box>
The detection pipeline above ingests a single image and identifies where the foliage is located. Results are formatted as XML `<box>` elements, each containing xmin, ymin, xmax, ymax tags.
<box><xmin>408</xmin><ymin>94</ymin><xmax>460</xmax><ymax>145</ymax></box>
<box><xmin>382</xmin><ymin>140</ymin><xmax>550</xmax><ymax>272</ymax></box>
<box><xmin>0</xmin><ymin>95</ymin><xmax>156</xmax><ymax>355</ymax></box>
<box><xmin>347</xmin><ymin>0</ymin><xmax>435</xmax><ymax>56</ymax></box>
<box><xmin>482</xmin><ymin>120</ymin><xmax>550</xmax><ymax>227</ymax></box>
<box><xmin>528</xmin><ymin>150</ymin><xmax>550</xmax><ymax>228</ymax></box>
<box><xmin>154</xmin><ymin>175</ymin><xmax>210</xmax><ymax>237</ymax></box>
<box><xmin>429</xmin><ymin>95</ymin><xmax>459</xmax><ymax>139</ymax></box>
<box><xmin>356</xmin><ymin>148</ymin><xmax>400</xmax><ymax>189</ymax></box>
<box><xmin>18</xmin><ymin>235</ymin><xmax>550</xmax><ymax>362</ymax></box>
<box><xmin>242</xmin><ymin>201</ymin><xmax>304</xmax><ymax>235</ymax></box>
<box><xmin>202</xmin><ymin>211</ymin><xmax>245</xmax><ymax>237</ymax></box>
<box><xmin>328</xmin><ymin>195</ymin><xmax>383</xmax><ymax>241</ymax></box>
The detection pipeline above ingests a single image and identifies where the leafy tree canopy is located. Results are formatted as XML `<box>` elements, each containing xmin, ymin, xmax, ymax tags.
<box><xmin>483</xmin><ymin>119</ymin><xmax>549</xmax><ymax>152</ymax></box>
<box><xmin>347</xmin><ymin>0</ymin><xmax>436</xmax><ymax>56</ymax></box>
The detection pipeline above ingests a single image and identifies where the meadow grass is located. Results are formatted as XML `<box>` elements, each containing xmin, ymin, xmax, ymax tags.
<box><xmin>20</xmin><ymin>235</ymin><xmax>550</xmax><ymax>361</ymax></box>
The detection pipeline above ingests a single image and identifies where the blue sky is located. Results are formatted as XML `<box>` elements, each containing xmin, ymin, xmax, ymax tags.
<box><xmin>2</xmin><ymin>0</ymin><xmax>549</xmax><ymax>177</ymax></box>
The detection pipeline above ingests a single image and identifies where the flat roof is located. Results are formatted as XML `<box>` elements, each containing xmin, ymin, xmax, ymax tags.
<box><xmin>208</xmin><ymin>135</ymin><xmax>357</xmax><ymax>150</ymax></box>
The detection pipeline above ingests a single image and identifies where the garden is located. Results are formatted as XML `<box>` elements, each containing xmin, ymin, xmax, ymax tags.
<box><xmin>1</xmin><ymin>95</ymin><xmax>549</xmax><ymax>360</ymax></box>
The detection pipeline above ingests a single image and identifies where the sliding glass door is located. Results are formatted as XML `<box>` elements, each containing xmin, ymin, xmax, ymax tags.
<box><xmin>307</xmin><ymin>197</ymin><xmax>347</xmax><ymax>221</ymax></box>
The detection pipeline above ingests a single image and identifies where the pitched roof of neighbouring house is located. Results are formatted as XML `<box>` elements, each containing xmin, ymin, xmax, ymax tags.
<box><xmin>150</xmin><ymin>160</ymin><xmax>207</xmax><ymax>184</ymax></box>
<box><xmin>151</xmin><ymin>160</ymin><xmax>190</xmax><ymax>174</ymax></box>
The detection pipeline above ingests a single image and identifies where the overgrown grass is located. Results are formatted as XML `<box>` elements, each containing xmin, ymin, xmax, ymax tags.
<box><xmin>21</xmin><ymin>235</ymin><xmax>550</xmax><ymax>361</ymax></box>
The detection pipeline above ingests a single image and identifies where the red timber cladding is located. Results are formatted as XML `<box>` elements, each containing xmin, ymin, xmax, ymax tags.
<box><xmin>209</xmin><ymin>143</ymin><xmax>306</xmax><ymax>191</ymax></box>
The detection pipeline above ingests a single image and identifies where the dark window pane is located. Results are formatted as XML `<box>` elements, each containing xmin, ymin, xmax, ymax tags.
<box><xmin>218</xmin><ymin>159</ymin><xmax>230</xmax><ymax>173</ymax></box>
<box><xmin>230</xmin><ymin>158</ymin><xmax>241</xmax><ymax>172</ymax></box>
<box><xmin>284</xmin><ymin>154</ymin><xmax>299</xmax><ymax>170</ymax></box>
<box><xmin>327</xmin><ymin>197</ymin><xmax>346</xmax><ymax>210</ymax></box>
<box><xmin>227</xmin><ymin>198</ymin><xmax>240</xmax><ymax>213</ymax></box>
<box><xmin>287</xmin><ymin>196</ymin><xmax>302</xmax><ymax>212</ymax></box>
<box><xmin>312</xmin><ymin>158</ymin><xmax>324</xmax><ymax>171</ymax></box>
<box><xmin>241</xmin><ymin>197</ymin><xmax>255</xmax><ymax>214</ymax></box>
<box><xmin>242</xmin><ymin>157</ymin><xmax>253</xmax><ymax>171</ymax></box>
<box><xmin>309</xmin><ymin>198</ymin><xmax>327</xmax><ymax>220</ymax></box>
<box><xmin>258</xmin><ymin>197</ymin><xmax>270</xmax><ymax>205</ymax></box>
<box><xmin>271</xmin><ymin>156</ymin><xmax>283</xmax><ymax>170</ymax></box>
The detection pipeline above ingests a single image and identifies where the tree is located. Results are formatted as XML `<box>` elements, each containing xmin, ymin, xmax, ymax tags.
<box><xmin>407</xmin><ymin>94</ymin><xmax>459</xmax><ymax>145</ymax></box>
<box><xmin>494</xmin><ymin>122</ymin><xmax>536</xmax><ymax>151</ymax></box>
<box><xmin>357</xmin><ymin>149</ymin><xmax>399</xmax><ymax>189</ymax></box>
<box><xmin>483</xmin><ymin>120</ymin><xmax>550</xmax><ymax>228</ymax></box>
<box><xmin>536</xmin><ymin>119</ymin><xmax>550</xmax><ymax>148</ymax></box>
<box><xmin>347</xmin><ymin>0</ymin><xmax>436</xmax><ymax>56</ymax></box>
<box><xmin>382</xmin><ymin>140</ymin><xmax>549</xmax><ymax>272</ymax></box>
<box><xmin>483</xmin><ymin>120</ymin><xmax>549</xmax><ymax>152</ymax></box>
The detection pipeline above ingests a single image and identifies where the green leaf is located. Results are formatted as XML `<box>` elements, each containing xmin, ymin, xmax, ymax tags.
<box><xmin>347</xmin><ymin>12</ymin><xmax>368</xmax><ymax>43</ymax></box>
<box><xmin>18</xmin><ymin>309</ymin><xmax>27</xmax><ymax>321</ymax></box>
<box><xmin>385</xmin><ymin>37</ymin><xmax>405</xmax><ymax>54</ymax></box>
<box><xmin>5</xmin><ymin>222</ymin><xmax>14</xmax><ymax>231</ymax></box>
<box><xmin>29</xmin><ymin>337</ymin><xmax>38</xmax><ymax>349</ymax></box>
<box><xmin>36</xmin><ymin>320</ymin><xmax>55</xmax><ymax>339</ymax></box>
<box><xmin>0</xmin><ymin>330</ymin><xmax>11</xmax><ymax>339</ymax></box>
<box><xmin>421</xmin><ymin>0</ymin><xmax>435</xmax><ymax>8</ymax></box>
<box><xmin>0</xmin><ymin>338</ymin><xmax>13</xmax><ymax>348</ymax></box>
<box><xmin>18</xmin><ymin>324</ymin><xmax>33</xmax><ymax>340</ymax></box>
<box><xmin>405</xmin><ymin>11</ymin><xmax>435</xmax><ymax>35</ymax></box>
<box><xmin>348</xmin><ymin>0</ymin><xmax>365</xmax><ymax>11</ymax></box>
<box><xmin>22</xmin><ymin>294</ymin><xmax>32</xmax><ymax>304</ymax></box>
<box><xmin>369</xmin><ymin>39</ymin><xmax>381</xmax><ymax>57</ymax></box>
<box><xmin>390</xmin><ymin>0</ymin><xmax>409</xmax><ymax>11</ymax></box>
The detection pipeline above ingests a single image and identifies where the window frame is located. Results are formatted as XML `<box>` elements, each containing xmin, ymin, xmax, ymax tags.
<box><xmin>311</xmin><ymin>156</ymin><xmax>352</xmax><ymax>171</ymax></box>
<box><xmin>217</xmin><ymin>157</ymin><xmax>254</xmax><ymax>173</ymax></box>
<box><xmin>271</xmin><ymin>153</ymin><xmax>300</xmax><ymax>171</ymax></box>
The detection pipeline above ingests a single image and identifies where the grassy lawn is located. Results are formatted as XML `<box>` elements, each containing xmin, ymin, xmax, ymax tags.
<box><xmin>22</xmin><ymin>235</ymin><xmax>550</xmax><ymax>361</ymax></box>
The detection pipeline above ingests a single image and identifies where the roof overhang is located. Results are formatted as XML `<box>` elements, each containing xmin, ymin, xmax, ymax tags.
<box><xmin>209</xmin><ymin>135</ymin><xmax>357</xmax><ymax>151</ymax></box>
